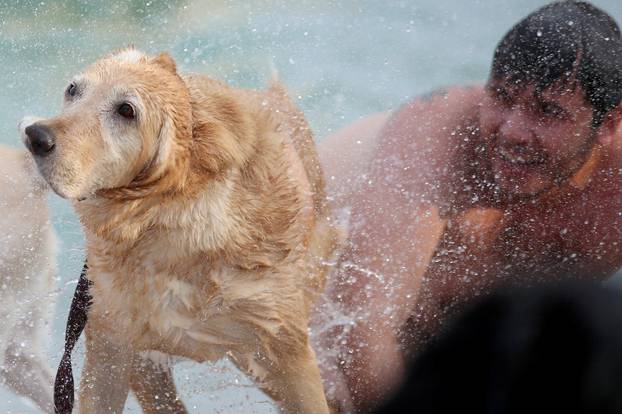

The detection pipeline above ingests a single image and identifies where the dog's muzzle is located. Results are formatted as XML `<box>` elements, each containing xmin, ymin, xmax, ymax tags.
<box><xmin>24</xmin><ymin>123</ymin><xmax>56</xmax><ymax>157</ymax></box>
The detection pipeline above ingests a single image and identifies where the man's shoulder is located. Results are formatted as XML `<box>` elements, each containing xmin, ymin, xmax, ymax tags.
<box><xmin>367</xmin><ymin>85</ymin><xmax>487</xmax><ymax>208</ymax></box>
<box><xmin>378</xmin><ymin>85</ymin><xmax>484</xmax><ymax>160</ymax></box>
<box><xmin>413</xmin><ymin>84</ymin><xmax>485</xmax><ymax>107</ymax></box>
<box><xmin>384</xmin><ymin>85</ymin><xmax>484</xmax><ymax>144</ymax></box>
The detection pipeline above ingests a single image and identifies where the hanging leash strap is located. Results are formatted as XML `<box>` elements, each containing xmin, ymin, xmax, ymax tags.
<box><xmin>54</xmin><ymin>262</ymin><xmax>93</xmax><ymax>414</ymax></box>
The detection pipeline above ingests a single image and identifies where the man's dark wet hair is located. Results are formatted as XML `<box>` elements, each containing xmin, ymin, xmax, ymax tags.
<box><xmin>491</xmin><ymin>1</ymin><xmax>622</xmax><ymax>127</ymax></box>
<box><xmin>375</xmin><ymin>282</ymin><xmax>622</xmax><ymax>414</ymax></box>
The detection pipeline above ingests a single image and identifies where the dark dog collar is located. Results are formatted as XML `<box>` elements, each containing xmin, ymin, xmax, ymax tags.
<box><xmin>54</xmin><ymin>262</ymin><xmax>92</xmax><ymax>414</ymax></box>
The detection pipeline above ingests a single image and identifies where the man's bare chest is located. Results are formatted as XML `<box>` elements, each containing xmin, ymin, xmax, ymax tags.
<box><xmin>425</xmin><ymin>197</ymin><xmax>622</xmax><ymax>296</ymax></box>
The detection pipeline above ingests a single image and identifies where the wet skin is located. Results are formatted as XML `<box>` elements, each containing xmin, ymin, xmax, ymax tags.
<box><xmin>315</xmin><ymin>81</ymin><xmax>622</xmax><ymax>411</ymax></box>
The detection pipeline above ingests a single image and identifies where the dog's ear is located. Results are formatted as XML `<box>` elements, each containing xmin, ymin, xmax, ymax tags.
<box><xmin>152</xmin><ymin>52</ymin><xmax>177</xmax><ymax>74</ymax></box>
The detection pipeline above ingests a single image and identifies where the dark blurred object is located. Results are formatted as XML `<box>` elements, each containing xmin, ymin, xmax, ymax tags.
<box><xmin>54</xmin><ymin>262</ymin><xmax>92</xmax><ymax>414</ymax></box>
<box><xmin>376</xmin><ymin>282</ymin><xmax>622</xmax><ymax>414</ymax></box>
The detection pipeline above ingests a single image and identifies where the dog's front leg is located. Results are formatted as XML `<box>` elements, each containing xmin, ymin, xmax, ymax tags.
<box><xmin>79</xmin><ymin>327</ymin><xmax>132</xmax><ymax>414</ymax></box>
<box><xmin>129</xmin><ymin>352</ymin><xmax>188</xmax><ymax>414</ymax></box>
<box><xmin>255</xmin><ymin>344</ymin><xmax>330</xmax><ymax>414</ymax></box>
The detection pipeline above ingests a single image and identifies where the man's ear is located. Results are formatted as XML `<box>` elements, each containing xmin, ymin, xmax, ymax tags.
<box><xmin>596</xmin><ymin>105</ymin><xmax>622</xmax><ymax>147</ymax></box>
<box><xmin>151</xmin><ymin>52</ymin><xmax>177</xmax><ymax>74</ymax></box>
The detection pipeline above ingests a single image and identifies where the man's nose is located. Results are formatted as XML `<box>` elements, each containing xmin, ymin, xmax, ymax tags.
<box><xmin>25</xmin><ymin>123</ymin><xmax>56</xmax><ymax>157</ymax></box>
<box><xmin>499</xmin><ymin>107</ymin><xmax>535</xmax><ymax>144</ymax></box>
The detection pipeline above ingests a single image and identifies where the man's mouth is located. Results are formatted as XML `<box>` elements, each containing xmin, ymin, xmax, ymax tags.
<box><xmin>498</xmin><ymin>146</ymin><xmax>546</xmax><ymax>166</ymax></box>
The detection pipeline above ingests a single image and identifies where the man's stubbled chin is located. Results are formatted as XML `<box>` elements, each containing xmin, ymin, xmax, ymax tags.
<box><xmin>491</xmin><ymin>143</ymin><xmax>552</xmax><ymax>198</ymax></box>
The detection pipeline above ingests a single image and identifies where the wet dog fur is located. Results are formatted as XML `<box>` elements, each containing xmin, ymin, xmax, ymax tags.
<box><xmin>0</xmin><ymin>145</ymin><xmax>57</xmax><ymax>412</ymax></box>
<box><xmin>21</xmin><ymin>48</ymin><xmax>338</xmax><ymax>413</ymax></box>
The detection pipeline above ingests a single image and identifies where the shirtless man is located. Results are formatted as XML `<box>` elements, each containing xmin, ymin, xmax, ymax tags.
<box><xmin>314</xmin><ymin>1</ymin><xmax>622</xmax><ymax>412</ymax></box>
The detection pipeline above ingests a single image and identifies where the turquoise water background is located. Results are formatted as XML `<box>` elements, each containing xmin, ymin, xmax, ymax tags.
<box><xmin>1</xmin><ymin>0</ymin><xmax>622</xmax><ymax>412</ymax></box>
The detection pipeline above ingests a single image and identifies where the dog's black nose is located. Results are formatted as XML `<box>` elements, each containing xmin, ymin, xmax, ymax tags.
<box><xmin>25</xmin><ymin>123</ymin><xmax>56</xmax><ymax>157</ymax></box>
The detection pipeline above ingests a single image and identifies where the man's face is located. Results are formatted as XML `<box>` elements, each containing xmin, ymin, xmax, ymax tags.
<box><xmin>479</xmin><ymin>78</ymin><xmax>596</xmax><ymax>199</ymax></box>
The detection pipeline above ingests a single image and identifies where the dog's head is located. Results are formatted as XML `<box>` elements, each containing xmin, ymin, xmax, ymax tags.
<box><xmin>21</xmin><ymin>48</ymin><xmax>192</xmax><ymax>200</ymax></box>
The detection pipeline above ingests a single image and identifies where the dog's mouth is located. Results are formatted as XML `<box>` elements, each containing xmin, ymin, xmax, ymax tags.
<box><xmin>44</xmin><ymin>177</ymin><xmax>73</xmax><ymax>199</ymax></box>
<box><xmin>30</xmin><ymin>159</ymin><xmax>93</xmax><ymax>201</ymax></box>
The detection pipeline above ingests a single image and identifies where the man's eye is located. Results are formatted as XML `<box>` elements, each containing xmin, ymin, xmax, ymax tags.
<box><xmin>540</xmin><ymin>102</ymin><xmax>567</xmax><ymax>118</ymax></box>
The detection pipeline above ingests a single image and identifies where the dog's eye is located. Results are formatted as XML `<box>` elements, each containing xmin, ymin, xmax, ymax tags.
<box><xmin>66</xmin><ymin>83</ymin><xmax>77</xmax><ymax>98</ymax></box>
<box><xmin>117</xmin><ymin>103</ymin><xmax>135</xmax><ymax>120</ymax></box>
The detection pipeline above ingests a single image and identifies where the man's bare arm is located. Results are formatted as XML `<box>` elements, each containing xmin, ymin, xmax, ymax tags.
<box><xmin>317</xmin><ymin>86</ymin><xmax>484</xmax><ymax>410</ymax></box>
<box><xmin>321</xmin><ymin>94</ymin><xmax>466</xmax><ymax>408</ymax></box>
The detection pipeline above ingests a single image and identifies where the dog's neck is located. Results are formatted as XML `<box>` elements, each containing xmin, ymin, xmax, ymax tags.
<box><xmin>75</xmin><ymin>171</ymin><xmax>237</xmax><ymax>254</ymax></box>
<box><xmin>78</xmin><ymin>163</ymin><xmax>304</xmax><ymax>273</ymax></box>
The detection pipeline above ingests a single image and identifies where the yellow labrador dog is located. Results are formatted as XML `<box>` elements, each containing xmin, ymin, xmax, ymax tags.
<box><xmin>21</xmin><ymin>48</ymin><xmax>337</xmax><ymax>414</ymax></box>
<box><xmin>0</xmin><ymin>145</ymin><xmax>57</xmax><ymax>412</ymax></box>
